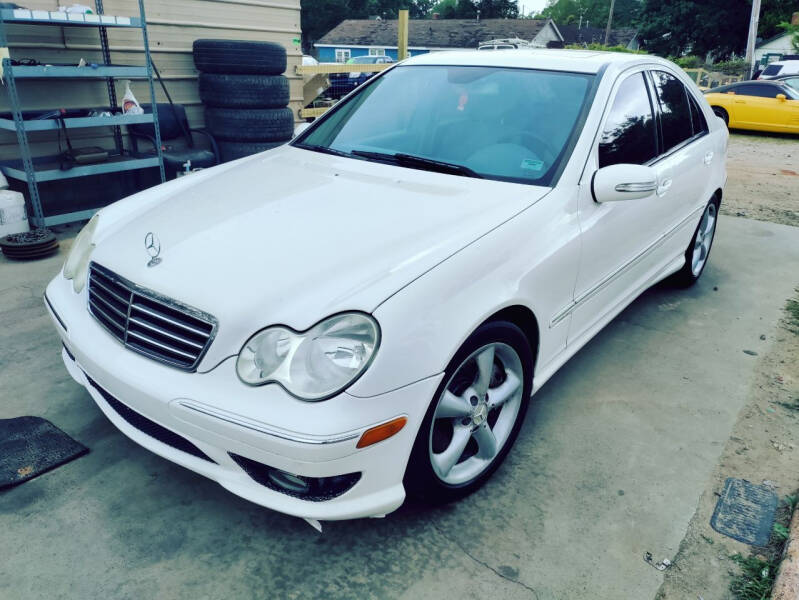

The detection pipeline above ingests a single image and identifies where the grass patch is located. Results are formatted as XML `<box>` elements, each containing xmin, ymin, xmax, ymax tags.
<box><xmin>730</xmin><ymin>493</ymin><xmax>798</xmax><ymax>599</ymax></box>
<box><xmin>784</xmin><ymin>291</ymin><xmax>799</xmax><ymax>334</ymax></box>
<box><xmin>729</xmin><ymin>554</ymin><xmax>776</xmax><ymax>600</ymax></box>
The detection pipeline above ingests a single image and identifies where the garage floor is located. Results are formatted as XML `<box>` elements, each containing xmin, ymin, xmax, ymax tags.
<box><xmin>2</xmin><ymin>215</ymin><xmax>799</xmax><ymax>600</ymax></box>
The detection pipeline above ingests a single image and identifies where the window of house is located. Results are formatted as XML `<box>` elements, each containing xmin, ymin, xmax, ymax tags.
<box><xmin>651</xmin><ymin>70</ymin><xmax>693</xmax><ymax>153</ymax></box>
<box><xmin>688</xmin><ymin>94</ymin><xmax>708</xmax><ymax>136</ymax></box>
<box><xmin>368</xmin><ymin>48</ymin><xmax>386</xmax><ymax>56</ymax></box>
<box><xmin>335</xmin><ymin>49</ymin><xmax>351</xmax><ymax>63</ymax></box>
<box><xmin>598</xmin><ymin>72</ymin><xmax>658</xmax><ymax>168</ymax></box>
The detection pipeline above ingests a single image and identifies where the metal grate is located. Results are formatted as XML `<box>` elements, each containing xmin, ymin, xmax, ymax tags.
<box><xmin>86</xmin><ymin>374</ymin><xmax>215</xmax><ymax>464</ymax></box>
<box><xmin>87</xmin><ymin>262</ymin><xmax>216</xmax><ymax>372</ymax></box>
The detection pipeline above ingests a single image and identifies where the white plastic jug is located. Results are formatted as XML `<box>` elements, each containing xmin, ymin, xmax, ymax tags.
<box><xmin>0</xmin><ymin>188</ymin><xmax>29</xmax><ymax>237</ymax></box>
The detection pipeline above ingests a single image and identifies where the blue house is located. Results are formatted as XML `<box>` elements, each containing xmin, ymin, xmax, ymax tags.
<box><xmin>314</xmin><ymin>18</ymin><xmax>562</xmax><ymax>62</ymax></box>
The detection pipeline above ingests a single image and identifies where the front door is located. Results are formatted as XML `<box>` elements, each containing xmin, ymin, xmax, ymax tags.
<box><xmin>568</xmin><ymin>69</ymin><xmax>673</xmax><ymax>342</ymax></box>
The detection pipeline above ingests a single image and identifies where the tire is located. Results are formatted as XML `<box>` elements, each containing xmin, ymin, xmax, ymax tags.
<box><xmin>204</xmin><ymin>107</ymin><xmax>294</xmax><ymax>142</ymax></box>
<box><xmin>404</xmin><ymin>320</ymin><xmax>533</xmax><ymax>505</ymax></box>
<box><xmin>672</xmin><ymin>196</ymin><xmax>720</xmax><ymax>287</ymax></box>
<box><xmin>199</xmin><ymin>73</ymin><xmax>289</xmax><ymax>108</ymax></box>
<box><xmin>193</xmin><ymin>39</ymin><xmax>286</xmax><ymax>75</ymax></box>
<box><xmin>218</xmin><ymin>140</ymin><xmax>286</xmax><ymax>162</ymax></box>
<box><xmin>712</xmin><ymin>106</ymin><xmax>729</xmax><ymax>126</ymax></box>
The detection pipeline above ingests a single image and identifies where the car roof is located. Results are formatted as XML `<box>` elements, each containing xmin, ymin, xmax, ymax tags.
<box><xmin>402</xmin><ymin>49</ymin><xmax>663</xmax><ymax>75</ymax></box>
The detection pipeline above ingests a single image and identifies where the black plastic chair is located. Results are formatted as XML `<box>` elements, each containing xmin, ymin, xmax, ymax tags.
<box><xmin>128</xmin><ymin>103</ymin><xmax>219</xmax><ymax>179</ymax></box>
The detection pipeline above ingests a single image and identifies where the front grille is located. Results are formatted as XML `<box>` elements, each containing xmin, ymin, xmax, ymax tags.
<box><xmin>87</xmin><ymin>262</ymin><xmax>217</xmax><ymax>372</ymax></box>
<box><xmin>86</xmin><ymin>374</ymin><xmax>215</xmax><ymax>464</ymax></box>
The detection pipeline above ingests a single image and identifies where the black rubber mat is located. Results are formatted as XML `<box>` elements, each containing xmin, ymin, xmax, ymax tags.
<box><xmin>710</xmin><ymin>478</ymin><xmax>778</xmax><ymax>546</ymax></box>
<box><xmin>0</xmin><ymin>417</ymin><xmax>88</xmax><ymax>489</ymax></box>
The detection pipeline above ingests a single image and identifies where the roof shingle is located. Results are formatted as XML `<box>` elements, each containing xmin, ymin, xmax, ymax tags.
<box><xmin>315</xmin><ymin>19</ymin><xmax>553</xmax><ymax>49</ymax></box>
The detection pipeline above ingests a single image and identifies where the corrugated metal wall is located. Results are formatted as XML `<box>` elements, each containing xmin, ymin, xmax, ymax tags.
<box><xmin>0</xmin><ymin>0</ymin><xmax>302</xmax><ymax>160</ymax></box>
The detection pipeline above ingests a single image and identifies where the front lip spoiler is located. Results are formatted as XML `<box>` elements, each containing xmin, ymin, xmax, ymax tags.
<box><xmin>174</xmin><ymin>400</ymin><xmax>361</xmax><ymax>445</ymax></box>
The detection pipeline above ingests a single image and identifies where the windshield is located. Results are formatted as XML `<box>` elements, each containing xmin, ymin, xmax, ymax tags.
<box><xmin>295</xmin><ymin>65</ymin><xmax>594</xmax><ymax>186</ymax></box>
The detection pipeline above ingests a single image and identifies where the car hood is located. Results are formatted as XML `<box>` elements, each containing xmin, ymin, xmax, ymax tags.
<box><xmin>91</xmin><ymin>146</ymin><xmax>547</xmax><ymax>366</ymax></box>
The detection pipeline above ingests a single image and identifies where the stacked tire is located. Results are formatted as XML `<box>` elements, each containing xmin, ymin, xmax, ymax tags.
<box><xmin>193</xmin><ymin>39</ymin><xmax>294</xmax><ymax>163</ymax></box>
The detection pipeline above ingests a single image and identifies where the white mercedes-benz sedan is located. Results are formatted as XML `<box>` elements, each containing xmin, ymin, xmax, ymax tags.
<box><xmin>45</xmin><ymin>50</ymin><xmax>727</xmax><ymax>523</ymax></box>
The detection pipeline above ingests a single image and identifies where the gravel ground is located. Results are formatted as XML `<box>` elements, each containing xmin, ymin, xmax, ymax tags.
<box><xmin>657</xmin><ymin>130</ymin><xmax>799</xmax><ymax>600</ymax></box>
<box><xmin>722</xmin><ymin>131</ymin><xmax>799</xmax><ymax>227</ymax></box>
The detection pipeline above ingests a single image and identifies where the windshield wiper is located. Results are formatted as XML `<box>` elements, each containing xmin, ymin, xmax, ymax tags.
<box><xmin>296</xmin><ymin>143</ymin><xmax>352</xmax><ymax>158</ymax></box>
<box><xmin>351</xmin><ymin>150</ymin><xmax>483</xmax><ymax>179</ymax></box>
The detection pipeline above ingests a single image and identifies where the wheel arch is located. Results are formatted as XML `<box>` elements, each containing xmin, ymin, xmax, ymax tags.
<box><xmin>480</xmin><ymin>305</ymin><xmax>540</xmax><ymax>373</ymax></box>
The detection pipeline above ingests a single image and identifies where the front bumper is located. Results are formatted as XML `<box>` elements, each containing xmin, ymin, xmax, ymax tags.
<box><xmin>45</xmin><ymin>275</ymin><xmax>442</xmax><ymax>520</ymax></box>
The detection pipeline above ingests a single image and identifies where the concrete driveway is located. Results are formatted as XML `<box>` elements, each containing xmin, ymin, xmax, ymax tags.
<box><xmin>2</xmin><ymin>215</ymin><xmax>799</xmax><ymax>600</ymax></box>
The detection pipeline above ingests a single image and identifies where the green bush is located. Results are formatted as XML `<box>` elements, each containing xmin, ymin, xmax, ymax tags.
<box><xmin>713</xmin><ymin>58</ymin><xmax>748</xmax><ymax>75</ymax></box>
<box><xmin>564</xmin><ymin>43</ymin><xmax>647</xmax><ymax>54</ymax></box>
<box><xmin>673</xmin><ymin>55</ymin><xmax>702</xmax><ymax>68</ymax></box>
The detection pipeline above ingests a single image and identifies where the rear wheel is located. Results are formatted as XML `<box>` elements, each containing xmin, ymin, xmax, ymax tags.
<box><xmin>711</xmin><ymin>106</ymin><xmax>728</xmax><ymax>126</ymax></box>
<box><xmin>672</xmin><ymin>196</ymin><xmax>720</xmax><ymax>287</ymax></box>
<box><xmin>404</xmin><ymin>321</ymin><xmax>533</xmax><ymax>504</ymax></box>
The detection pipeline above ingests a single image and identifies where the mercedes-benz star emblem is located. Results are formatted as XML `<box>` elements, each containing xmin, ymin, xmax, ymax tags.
<box><xmin>144</xmin><ymin>232</ymin><xmax>162</xmax><ymax>267</ymax></box>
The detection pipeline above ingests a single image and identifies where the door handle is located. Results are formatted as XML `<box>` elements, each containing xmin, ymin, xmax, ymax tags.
<box><xmin>734</xmin><ymin>99</ymin><xmax>746</xmax><ymax>104</ymax></box>
<box><xmin>656</xmin><ymin>178</ymin><xmax>672</xmax><ymax>197</ymax></box>
<box><xmin>704</xmin><ymin>151</ymin><xmax>714</xmax><ymax>165</ymax></box>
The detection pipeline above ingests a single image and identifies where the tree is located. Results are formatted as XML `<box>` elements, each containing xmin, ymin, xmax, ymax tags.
<box><xmin>638</xmin><ymin>0</ymin><xmax>799</xmax><ymax>60</ymax></box>
<box><xmin>536</xmin><ymin>0</ymin><xmax>641</xmax><ymax>29</ymax></box>
<box><xmin>432</xmin><ymin>0</ymin><xmax>518</xmax><ymax>18</ymax></box>
<box><xmin>778</xmin><ymin>20</ymin><xmax>799</xmax><ymax>52</ymax></box>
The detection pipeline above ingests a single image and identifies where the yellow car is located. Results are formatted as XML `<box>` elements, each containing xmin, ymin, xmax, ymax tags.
<box><xmin>704</xmin><ymin>80</ymin><xmax>799</xmax><ymax>133</ymax></box>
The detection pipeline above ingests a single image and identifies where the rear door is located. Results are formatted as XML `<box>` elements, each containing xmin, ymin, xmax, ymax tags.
<box><xmin>648</xmin><ymin>70</ymin><xmax>711</xmax><ymax>234</ymax></box>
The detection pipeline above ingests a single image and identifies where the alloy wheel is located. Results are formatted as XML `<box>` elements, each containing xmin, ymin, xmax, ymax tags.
<box><xmin>428</xmin><ymin>343</ymin><xmax>524</xmax><ymax>486</ymax></box>
<box><xmin>691</xmin><ymin>202</ymin><xmax>717</xmax><ymax>276</ymax></box>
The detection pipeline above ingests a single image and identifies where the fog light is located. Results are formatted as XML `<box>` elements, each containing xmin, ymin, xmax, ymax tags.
<box><xmin>268</xmin><ymin>470</ymin><xmax>310</xmax><ymax>494</ymax></box>
<box><xmin>229</xmin><ymin>453</ymin><xmax>361</xmax><ymax>501</ymax></box>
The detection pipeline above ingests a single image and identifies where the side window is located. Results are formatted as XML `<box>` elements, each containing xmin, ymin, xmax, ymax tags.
<box><xmin>688</xmin><ymin>94</ymin><xmax>708</xmax><ymax>136</ymax></box>
<box><xmin>651</xmin><ymin>70</ymin><xmax>693</xmax><ymax>153</ymax></box>
<box><xmin>736</xmin><ymin>84</ymin><xmax>781</xmax><ymax>98</ymax></box>
<box><xmin>598</xmin><ymin>73</ymin><xmax>658</xmax><ymax>168</ymax></box>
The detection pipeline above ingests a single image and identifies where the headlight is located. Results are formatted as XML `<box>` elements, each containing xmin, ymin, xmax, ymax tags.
<box><xmin>62</xmin><ymin>214</ymin><xmax>99</xmax><ymax>293</ymax></box>
<box><xmin>236</xmin><ymin>312</ymin><xmax>380</xmax><ymax>401</ymax></box>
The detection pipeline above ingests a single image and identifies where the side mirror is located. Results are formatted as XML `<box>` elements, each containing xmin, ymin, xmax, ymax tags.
<box><xmin>776</xmin><ymin>93</ymin><xmax>787</xmax><ymax>102</ymax></box>
<box><xmin>592</xmin><ymin>164</ymin><xmax>658</xmax><ymax>203</ymax></box>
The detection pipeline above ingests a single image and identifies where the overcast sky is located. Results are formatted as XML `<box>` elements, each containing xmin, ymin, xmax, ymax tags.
<box><xmin>518</xmin><ymin>0</ymin><xmax>549</xmax><ymax>17</ymax></box>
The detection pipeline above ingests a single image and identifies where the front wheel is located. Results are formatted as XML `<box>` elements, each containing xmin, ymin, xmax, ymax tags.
<box><xmin>404</xmin><ymin>321</ymin><xmax>533</xmax><ymax>504</ymax></box>
<box><xmin>672</xmin><ymin>197</ymin><xmax>719</xmax><ymax>287</ymax></box>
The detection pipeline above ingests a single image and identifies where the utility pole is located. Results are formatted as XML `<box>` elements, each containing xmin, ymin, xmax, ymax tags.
<box><xmin>604</xmin><ymin>0</ymin><xmax>616</xmax><ymax>46</ymax></box>
<box><xmin>398</xmin><ymin>9</ymin><xmax>409</xmax><ymax>61</ymax></box>
<box><xmin>744</xmin><ymin>0</ymin><xmax>762</xmax><ymax>79</ymax></box>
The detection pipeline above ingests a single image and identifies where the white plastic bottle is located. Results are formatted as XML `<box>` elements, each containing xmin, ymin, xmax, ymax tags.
<box><xmin>0</xmin><ymin>172</ymin><xmax>29</xmax><ymax>237</ymax></box>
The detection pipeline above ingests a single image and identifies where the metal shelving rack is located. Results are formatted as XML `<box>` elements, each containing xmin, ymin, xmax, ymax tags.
<box><xmin>0</xmin><ymin>0</ymin><xmax>165</xmax><ymax>227</ymax></box>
